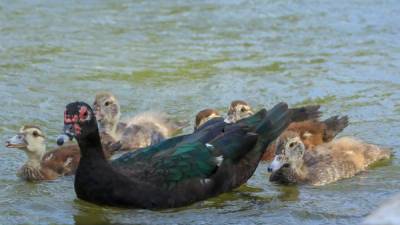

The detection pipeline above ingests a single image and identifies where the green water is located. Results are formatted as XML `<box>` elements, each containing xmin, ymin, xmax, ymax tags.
<box><xmin>1</xmin><ymin>0</ymin><xmax>400</xmax><ymax>224</ymax></box>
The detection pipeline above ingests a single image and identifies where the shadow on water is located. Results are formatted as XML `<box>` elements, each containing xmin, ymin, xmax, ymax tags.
<box><xmin>73</xmin><ymin>199</ymin><xmax>138</xmax><ymax>225</ymax></box>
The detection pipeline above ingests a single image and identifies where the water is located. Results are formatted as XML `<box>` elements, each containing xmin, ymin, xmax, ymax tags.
<box><xmin>1</xmin><ymin>0</ymin><xmax>400</xmax><ymax>224</ymax></box>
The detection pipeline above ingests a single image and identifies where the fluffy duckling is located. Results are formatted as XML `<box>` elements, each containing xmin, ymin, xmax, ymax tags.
<box><xmin>5</xmin><ymin>125</ymin><xmax>80</xmax><ymax>181</ymax></box>
<box><xmin>261</xmin><ymin>115</ymin><xmax>349</xmax><ymax>161</ymax></box>
<box><xmin>93</xmin><ymin>92</ymin><xmax>187</xmax><ymax>150</ymax></box>
<box><xmin>225</xmin><ymin>100</ymin><xmax>254</xmax><ymax>123</ymax></box>
<box><xmin>268</xmin><ymin>131</ymin><xmax>391</xmax><ymax>186</ymax></box>
<box><xmin>6</xmin><ymin>125</ymin><xmax>118</xmax><ymax>181</ymax></box>
<box><xmin>194</xmin><ymin>108</ymin><xmax>222</xmax><ymax>130</ymax></box>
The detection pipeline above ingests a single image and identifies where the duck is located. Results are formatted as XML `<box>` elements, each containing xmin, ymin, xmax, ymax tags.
<box><xmin>59</xmin><ymin>101</ymin><xmax>299</xmax><ymax>208</ymax></box>
<box><xmin>5</xmin><ymin>125</ymin><xmax>80</xmax><ymax>181</ymax></box>
<box><xmin>194</xmin><ymin>108</ymin><xmax>223</xmax><ymax>131</ymax></box>
<box><xmin>5</xmin><ymin>125</ymin><xmax>118</xmax><ymax>181</ymax></box>
<box><xmin>261</xmin><ymin>115</ymin><xmax>349</xmax><ymax>161</ymax></box>
<box><xmin>268</xmin><ymin>131</ymin><xmax>391</xmax><ymax>186</ymax></box>
<box><xmin>93</xmin><ymin>92</ymin><xmax>187</xmax><ymax>151</ymax></box>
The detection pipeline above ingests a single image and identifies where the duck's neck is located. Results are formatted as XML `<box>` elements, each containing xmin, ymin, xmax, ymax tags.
<box><xmin>291</xmin><ymin>160</ymin><xmax>308</xmax><ymax>180</ymax></box>
<box><xmin>101</xmin><ymin>116</ymin><xmax>120</xmax><ymax>139</ymax></box>
<box><xmin>77</xmin><ymin>128</ymin><xmax>107</xmax><ymax>161</ymax></box>
<box><xmin>24</xmin><ymin>145</ymin><xmax>46</xmax><ymax>169</ymax></box>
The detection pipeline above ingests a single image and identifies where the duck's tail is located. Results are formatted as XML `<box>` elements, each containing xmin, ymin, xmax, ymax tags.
<box><xmin>254</xmin><ymin>102</ymin><xmax>291</xmax><ymax>150</ymax></box>
<box><xmin>289</xmin><ymin>105</ymin><xmax>321</xmax><ymax>122</ymax></box>
<box><xmin>323</xmin><ymin>115</ymin><xmax>349</xmax><ymax>142</ymax></box>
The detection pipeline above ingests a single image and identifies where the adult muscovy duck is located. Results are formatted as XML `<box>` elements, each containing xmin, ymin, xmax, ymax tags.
<box><xmin>61</xmin><ymin>101</ymin><xmax>295</xmax><ymax>208</ymax></box>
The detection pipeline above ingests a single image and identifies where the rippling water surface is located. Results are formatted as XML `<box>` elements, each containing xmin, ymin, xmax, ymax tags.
<box><xmin>1</xmin><ymin>0</ymin><xmax>400</xmax><ymax>224</ymax></box>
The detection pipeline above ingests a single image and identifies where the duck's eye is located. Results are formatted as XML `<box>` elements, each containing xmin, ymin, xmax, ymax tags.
<box><xmin>241</xmin><ymin>107</ymin><xmax>246</xmax><ymax>112</ymax></box>
<box><xmin>289</xmin><ymin>142</ymin><xmax>295</xmax><ymax>148</ymax></box>
<box><xmin>104</xmin><ymin>101</ymin><xmax>111</xmax><ymax>107</ymax></box>
<box><xmin>32</xmin><ymin>131</ymin><xmax>39</xmax><ymax>137</ymax></box>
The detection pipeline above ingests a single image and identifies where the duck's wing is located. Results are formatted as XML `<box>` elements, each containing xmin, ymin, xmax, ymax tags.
<box><xmin>288</xmin><ymin>105</ymin><xmax>321</xmax><ymax>122</ymax></box>
<box><xmin>111</xmin><ymin>123</ymin><xmax>259</xmax><ymax>189</ymax></box>
<box><xmin>42</xmin><ymin>145</ymin><xmax>80</xmax><ymax>175</ymax></box>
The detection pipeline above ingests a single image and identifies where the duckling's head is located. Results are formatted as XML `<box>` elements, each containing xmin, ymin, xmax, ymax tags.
<box><xmin>93</xmin><ymin>92</ymin><xmax>120</xmax><ymax>132</ymax></box>
<box><xmin>5</xmin><ymin>125</ymin><xmax>46</xmax><ymax>155</ymax></box>
<box><xmin>225</xmin><ymin>100</ymin><xmax>254</xmax><ymax>123</ymax></box>
<box><xmin>194</xmin><ymin>108</ymin><xmax>221</xmax><ymax>130</ymax></box>
<box><xmin>62</xmin><ymin>102</ymin><xmax>98</xmax><ymax>140</ymax></box>
<box><xmin>268</xmin><ymin>131</ymin><xmax>306</xmax><ymax>173</ymax></box>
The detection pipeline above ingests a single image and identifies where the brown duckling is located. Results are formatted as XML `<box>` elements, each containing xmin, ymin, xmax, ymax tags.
<box><xmin>194</xmin><ymin>108</ymin><xmax>222</xmax><ymax>130</ymax></box>
<box><xmin>6</xmin><ymin>125</ymin><xmax>117</xmax><ymax>181</ymax></box>
<box><xmin>261</xmin><ymin>115</ymin><xmax>349</xmax><ymax>161</ymax></box>
<box><xmin>5</xmin><ymin>125</ymin><xmax>80</xmax><ymax>181</ymax></box>
<box><xmin>93</xmin><ymin>92</ymin><xmax>187</xmax><ymax>150</ymax></box>
<box><xmin>225</xmin><ymin>100</ymin><xmax>254</xmax><ymax>123</ymax></box>
<box><xmin>268</xmin><ymin>131</ymin><xmax>391</xmax><ymax>186</ymax></box>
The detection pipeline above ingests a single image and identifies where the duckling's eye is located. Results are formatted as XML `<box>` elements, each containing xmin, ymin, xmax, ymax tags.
<box><xmin>241</xmin><ymin>107</ymin><xmax>246</xmax><ymax>112</ymax></box>
<box><xmin>32</xmin><ymin>131</ymin><xmax>39</xmax><ymax>137</ymax></box>
<box><xmin>289</xmin><ymin>142</ymin><xmax>295</xmax><ymax>148</ymax></box>
<box><xmin>104</xmin><ymin>101</ymin><xmax>111</xmax><ymax>107</ymax></box>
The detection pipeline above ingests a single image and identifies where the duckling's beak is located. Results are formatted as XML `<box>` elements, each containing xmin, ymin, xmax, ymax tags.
<box><xmin>268</xmin><ymin>156</ymin><xmax>286</xmax><ymax>173</ymax></box>
<box><xmin>5</xmin><ymin>134</ymin><xmax>27</xmax><ymax>148</ymax></box>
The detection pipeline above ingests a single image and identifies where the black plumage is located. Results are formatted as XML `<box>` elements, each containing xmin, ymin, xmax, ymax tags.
<box><xmin>62</xmin><ymin>101</ymin><xmax>293</xmax><ymax>208</ymax></box>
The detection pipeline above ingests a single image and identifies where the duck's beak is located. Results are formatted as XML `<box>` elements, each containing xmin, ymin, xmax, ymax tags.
<box><xmin>268</xmin><ymin>155</ymin><xmax>286</xmax><ymax>173</ymax></box>
<box><xmin>5</xmin><ymin>133</ymin><xmax>27</xmax><ymax>148</ymax></box>
<box><xmin>56</xmin><ymin>124</ymin><xmax>75</xmax><ymax>146</ymax></box>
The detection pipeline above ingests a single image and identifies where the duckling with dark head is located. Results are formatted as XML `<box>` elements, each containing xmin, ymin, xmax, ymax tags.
<box><xmin>61</xmin><ymin>101</ymin><xmax>293</xmax><ymax>208</ymax></box>
<box><xmin>194</xmin><ymin>108</ymin><xmax>224</xmax><ymax>131</ymax></box>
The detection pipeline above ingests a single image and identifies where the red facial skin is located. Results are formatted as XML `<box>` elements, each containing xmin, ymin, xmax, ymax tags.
<box><xmin>64</xmin><ymin>106</ymin><xmax>88</xmax><ymax>136</ymax></box>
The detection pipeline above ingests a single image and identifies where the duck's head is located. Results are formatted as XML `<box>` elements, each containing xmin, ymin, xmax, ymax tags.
<box><xmin>93</xmin><ymin>92</ymin><xmax>120</xmax><ymax>132</ymax></box>
<box><xmin>225</xmin><ymin>100</ymin><xmax>254</xmax><ymax>123</ymax></box>
<box><xmin>5</xmin><ymin>125</ymin><xmax>46</xmax><ymax>155</ymax></box>
<box><xmin>61</xmin><ymin>102</ymin><xmax>98</xmax><ymax>141</ymax></box>
<box><xmin>194</xmin><ymin>108</ymin><xmax>221</xmax><ymax>130</ymax></box>
<box><xmin>268</xmin><ymin>131</ymin><xmax>305</xmax><ymax>173</ymax></box>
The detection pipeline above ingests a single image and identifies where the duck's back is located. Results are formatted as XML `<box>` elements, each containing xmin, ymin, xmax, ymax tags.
<box><xmin>41</xmin><ymin>144</ymin><xmax>81</xmax><ymax>176</ymax></box>
<box><xmin>305</xmin><ymin>137</ymin><xmax>391</xmax><ymax>186</ymax></box>
<box><xmin>117</xmin><ymin>112</ymin><xmax>186</xmax><ymax>150</ymax></box>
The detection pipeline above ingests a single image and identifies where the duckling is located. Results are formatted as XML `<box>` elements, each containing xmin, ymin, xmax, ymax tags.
<box><xmin>225</xmin><ymin>100</ymin><xmax>254</xmax><ymax>123</ymax></box>
<box><xmin>5</xmin><ymin>125</ymin><xmax>118</xmax><ymax>181</ymax></box>
<box><xmin>225</xmin><ymin>100</ymin><xmax>322</xmax><ymax>124</ymax></box>
<box><xmin>194</xmin><ymin>108</ymin><xmax>222</xmax><ymax>131</ymax></box>
<box><xmin>93</xmin><ymin>92</ymin><xmax>187</xmax><ymax>150</ymax></box>
<box><xmin>5</xmin><ymin>125</ymin><xmax>80</xmax><ymax>181</ymax></box>
<box><xmin>261</xmin><ymin>115</ymin><xmax>349</xmax><ymax>161</ymax></box>
<box><xmin>268</xmin><ymin>131</ymin><xmax>391</xmax><ymax>186</ymax></box>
